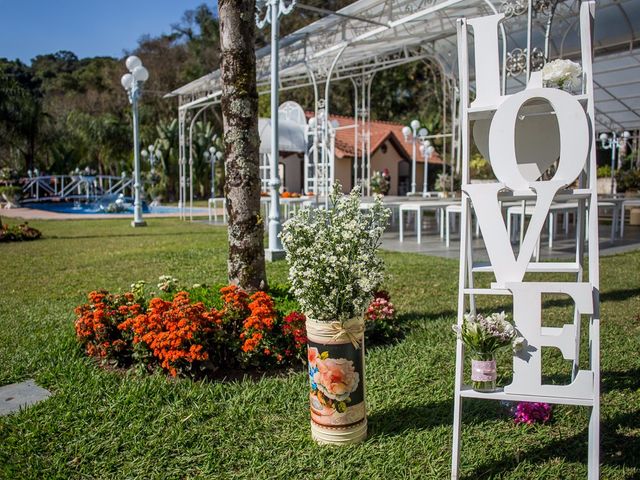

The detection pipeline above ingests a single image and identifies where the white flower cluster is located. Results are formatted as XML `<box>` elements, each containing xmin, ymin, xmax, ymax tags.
<box><xmin>452</xmin><ymin>311</ymin><xmax>525</xmax><ymax>354</ymax></box>
<box><xmin>157</xmin><ymin>275</ymin><xmax>179</xmax><ymax>293</ymax></box>
<box><xmin>280</xmin><ymin>183</ymin><xmax>390</xmax><ymax>322</ymax></box>
<box><xmin>542</xmin><ymin>59</ymin><xmax>582</xmax><ymax>89</ymax></box>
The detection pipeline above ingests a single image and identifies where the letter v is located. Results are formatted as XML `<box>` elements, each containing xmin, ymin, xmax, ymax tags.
<box><xmin>464</xmin><ymin>181</ymin><xmax>562</xmax><ymax>286</ymax></box>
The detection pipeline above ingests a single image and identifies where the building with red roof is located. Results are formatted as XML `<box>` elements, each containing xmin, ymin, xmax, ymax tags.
<box><xmin>278</xmin><ymin>114</ymin><xmax>443</xmax><ymax>196</ymax></box>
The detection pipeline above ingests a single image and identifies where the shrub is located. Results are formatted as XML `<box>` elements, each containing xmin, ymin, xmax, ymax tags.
<box><xmin>470</xmin><ymin>154</ymin><xmax>493</xmax><ymax>180</ymax></box>
<box><xmin>74</xmin><ymin>291</ymin><xmax>140</xmax><ymax>364</ymax></box>
<box><xmin>0</xmin><ymin>221</ymin><xmax>42</xmax><ymax>242</ymax></box>
<box><xmin>282</xmin><ymin>311</ymin><xmax>307</xmax><ymax>357</ymax></box>
<box><xmin>597</xmin><ymin>165</ymin><xmax>612</xmax><ymax>178</ymax></box>
<box><xmin>615</xmin><ymin>169</ymin><xmax>640</xmax><ymax>192</ymax></box>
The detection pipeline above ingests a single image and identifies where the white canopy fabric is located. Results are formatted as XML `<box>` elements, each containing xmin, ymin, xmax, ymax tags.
<box><xmin>258</xmin><ymin>118</ymin><xmax>307</xmax><ymax>154</ymax></box>
<box><xmin>168</xmin><ymin>0</ymin><xmax>640</xmax><ymax>132</ymax></box>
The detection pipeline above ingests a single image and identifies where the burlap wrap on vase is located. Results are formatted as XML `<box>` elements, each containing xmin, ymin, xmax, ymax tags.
<box><xmin>305</xmin><ymin>317</ymin><xmax>367</xmax><ymax>445</ymax></box>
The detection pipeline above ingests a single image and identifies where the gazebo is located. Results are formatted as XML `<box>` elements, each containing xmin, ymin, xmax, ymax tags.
<box><xmin>166</xmin><ymin>0</ymin><xmax>640</xmax><ymax>217</ymax></box>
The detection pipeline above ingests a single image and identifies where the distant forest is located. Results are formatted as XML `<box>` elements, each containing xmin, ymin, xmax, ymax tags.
<box><xmin>0</xmin><ymin>1</ymin><xmax>446</xmax><ymax>200</ymax></box>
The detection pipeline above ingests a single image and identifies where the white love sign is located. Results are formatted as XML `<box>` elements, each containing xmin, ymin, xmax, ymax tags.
<box><xmin>452</xmin><ymin>4</ymin><xmax>601</xmax><ymax>478</ymax></box>
<box><xmin>462</xmin><ymin>16</ymin><xmax>591</xmax><ymax>286</ymax></box>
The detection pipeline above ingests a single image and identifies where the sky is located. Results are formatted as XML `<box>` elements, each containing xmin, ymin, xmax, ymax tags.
<box><xmin>0</xmin><ymin>0</ymin><xmax>217</xmax><ymax>64</ymax></box>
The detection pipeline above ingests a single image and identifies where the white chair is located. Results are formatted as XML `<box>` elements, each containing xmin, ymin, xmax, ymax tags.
<box><xmin>507</xmin><ymin>202</ymin><xmax>579</xmax><ymax>250</ymax></box>
<box><xmin>620</xmin><ymin>198</ymin><xmax>640</xmax><ymax>237</ymax></box>
<box><xmin>445</xmin><ymin>204</ymin><xmax>480</xmax><ymax>247</ymax></box>
<box><xmin>208</xmin><ymin>197</ymin><xmax>227</xmax><ymax>223</ymax></box>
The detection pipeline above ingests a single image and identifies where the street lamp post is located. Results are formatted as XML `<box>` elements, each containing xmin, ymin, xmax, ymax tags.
<box><xmin>121</xmin><ymin>55</ymin><xmax>149</xmax><ymax>227</ymax></box>
<box><xmin>421</xmin><ymin>140</ymin><xmax>435</xmax><ymax>196</ymax></box>
<box><xmin>141</xmin><ymin>145</ymin><xmax>158</xmax><ymax>170</ymax></box>
<box><xmin>402</xmin><ymin>120</ymin><xmax>429</xmax><ymax>195</ymax></box>
<box><xmin>257</xmin><ymin>0</ymin><xmax>296</xmax><ymax>261</ymax></box>
<box><xmin>600</xmin><ymin>130</ymin><xmax>631</xmax><ymax>194</ymax></box>
<box><xmin>205</xmin><ymin>145</ymin><xmax>223</xmax><ymax>199</ymax></box>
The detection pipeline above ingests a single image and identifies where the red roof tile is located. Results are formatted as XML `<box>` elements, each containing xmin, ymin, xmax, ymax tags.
<box><xmin>305</xmin><ymin>112</ymin><xmax>443</xmax><ymax>165</ymax></box>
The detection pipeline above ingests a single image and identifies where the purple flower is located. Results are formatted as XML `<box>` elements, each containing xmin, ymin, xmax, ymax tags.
<box><xmin>514</xmin><ymin>402</ymin><xmax>552</xmax><ymax>425</ymax></box>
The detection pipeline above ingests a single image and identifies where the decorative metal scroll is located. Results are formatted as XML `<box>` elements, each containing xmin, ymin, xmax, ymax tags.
<box><xmin>501</xmin><ymin>0</ymin><xmax>557</xmax><ymax>18</ymax></box>
<box><xmin>505</xmin><ymin>47</ymin><xmax>545</xmax><ymax>76</ymax></box>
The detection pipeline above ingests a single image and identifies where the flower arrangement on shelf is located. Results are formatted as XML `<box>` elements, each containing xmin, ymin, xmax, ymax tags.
<box><xmin>370</xmin><ymin>170</ymin><xmax>391</xmax><ymax>195</ymax></box>
<box><xmin>542</xmin><ymin>59</ymin><xmax>582</xmax><ymax>91</ymax></box>
<box><xmin>435</xmin><ymin>172</ymin><xmax>461</xmax><ymax>195</ymax></box>
<box><xmin>452</xmin><ymin>311</ymin><xmax>523</xmax><ymax>392</ymax></box>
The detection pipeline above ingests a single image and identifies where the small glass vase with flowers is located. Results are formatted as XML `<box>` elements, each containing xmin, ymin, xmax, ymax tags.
<box><xmin>453</xmin><ymin>312</ymin><xmax>523</xmax><ymax>393</ymax></box>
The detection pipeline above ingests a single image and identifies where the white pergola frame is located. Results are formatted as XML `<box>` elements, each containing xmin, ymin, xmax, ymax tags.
<box><xmin>167</xmin><ymin>0</ymin><xmax>639</xmax><ymax>219</ymax></box>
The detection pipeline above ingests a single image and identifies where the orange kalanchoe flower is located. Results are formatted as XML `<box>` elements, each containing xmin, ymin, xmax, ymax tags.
<box><xmin>119</xmin><ymin>291</ymin><xmax>218</xmax><ymax>377</ymax></box>
<box><xmin>240</xmin><ymin>291</ymin><xmax>276</xmax><ymax>353</ymax></box>
<box><xmin>74</xmin><ymin>290</ymin><xmax>140</xmax><ymax>362</ymax></box>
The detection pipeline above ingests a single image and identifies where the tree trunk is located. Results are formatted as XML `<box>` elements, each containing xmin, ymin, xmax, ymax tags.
<box><xmin>218</xmin><ymin>0</ymin><xmax>267</xmax><ymax>292</ymax></box>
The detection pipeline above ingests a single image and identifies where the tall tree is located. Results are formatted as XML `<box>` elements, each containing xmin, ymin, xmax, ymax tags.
<box><xmin>218</xmin><ymin>0</ymin><xmax>267</xmax><ymax>292</ymax></box>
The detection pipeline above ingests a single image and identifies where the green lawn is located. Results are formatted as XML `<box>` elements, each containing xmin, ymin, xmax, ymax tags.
<box><xmin>0</xmin><ymin>217</ymin><xmax>638</xmax><ymax>479</ymax></box>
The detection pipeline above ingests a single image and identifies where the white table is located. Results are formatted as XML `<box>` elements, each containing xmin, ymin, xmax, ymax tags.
<box><xmin>399</xmin><ymin>200</ymin><xmax>456</xmax><ymax>244</ymax></box>
<box><xmin>360</xmin><ymin>201</ymin><xmax>402</xmax><ymax>226</ymax></box>
<box><xmin>619</xmin><ymin>198</ymin><xmax>640</xmax><ymax>237</ymax></box>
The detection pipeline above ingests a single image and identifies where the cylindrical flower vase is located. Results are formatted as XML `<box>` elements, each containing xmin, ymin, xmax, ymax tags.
<box><xmin>471</xmin><ymin>352</ymin><xmax>497</xmax><ymax>392</ymax></box>
<box><xmin>305</xmin><ymin>317</ymin><xmax>367</xmax><ymax>445</ymax></box>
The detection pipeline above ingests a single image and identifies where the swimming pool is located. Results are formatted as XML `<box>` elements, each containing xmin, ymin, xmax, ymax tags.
<box><xmin>23</xmin><ymin>201</ymin><xmax>208</xmax><ymax>215</ymax></box>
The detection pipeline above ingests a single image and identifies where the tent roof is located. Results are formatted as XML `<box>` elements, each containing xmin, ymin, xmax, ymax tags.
<box><xmin>168</xmin><ymin>0</ymin><xmax>640</xmax><ymax>131</ymax></box>
<box><xmin>258</xmin><ymin>117</ymin><xmax>307</xmax><ymax>154</ymax></box>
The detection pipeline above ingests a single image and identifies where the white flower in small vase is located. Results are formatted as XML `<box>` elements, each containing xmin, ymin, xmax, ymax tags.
<box><xmin>542</xmin><ymin>59</ymin><xmax>582</xmax><ymax>92</ymax></box>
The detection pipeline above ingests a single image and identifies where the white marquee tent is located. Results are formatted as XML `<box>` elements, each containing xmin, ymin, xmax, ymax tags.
<box><xmin>167</xmin><ymin>0</ymin><xmax>640</xmax><ymax>210</ymax></box>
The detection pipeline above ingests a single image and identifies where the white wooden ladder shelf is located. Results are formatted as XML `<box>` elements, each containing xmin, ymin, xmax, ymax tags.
<box><xmin>451</xmin><ymin>2</ymin><xmax>600</xmax><ymax>479</ymax></box>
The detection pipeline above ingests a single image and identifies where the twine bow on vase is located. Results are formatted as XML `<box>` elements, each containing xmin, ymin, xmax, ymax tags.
<box><xmin>305</xmin><ymin>318</ymin><xmax>365</xmax><ymax>349</ymax></box>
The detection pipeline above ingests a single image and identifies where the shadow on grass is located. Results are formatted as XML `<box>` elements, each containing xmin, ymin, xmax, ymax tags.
<box><xmin>601</xmin><ymin>368</ymin><xmax>640</xmax><ymax>393</ymax></box>
<box><xmin>401</xmin><ymin>287</ymin><xmax>640</xmax><ymax>324</ymax></box>
<box><xmin>369</xmin><ymin>398</ymin><xmax>504</xmax><ymax>438</ymax></box>
<box><xmin>48</xmin><ymin>230</ymin><xmax>219</xmax><ymax>241</ymax></box>
<box><xmin>396</xmin><ymin>310</ymin><xmax>457</xmax><ymax>324</ymax></box>
<box><xmin>460</xmin><ymin>410</ymin><xmax>640</xmax><ymax>479</ymax></box>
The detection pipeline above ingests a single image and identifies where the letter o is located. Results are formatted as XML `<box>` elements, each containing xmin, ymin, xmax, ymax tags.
<box><xmin>488</xmin><ymin>88</ymin><xmax>590</xmax><ymax>191</ymax></box>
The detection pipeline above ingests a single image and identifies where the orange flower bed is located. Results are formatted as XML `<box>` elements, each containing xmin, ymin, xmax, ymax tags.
<box><xmin>74</xmin><ymin>283</ymin><xmax>387</xmax><ymax>377</ymax></box>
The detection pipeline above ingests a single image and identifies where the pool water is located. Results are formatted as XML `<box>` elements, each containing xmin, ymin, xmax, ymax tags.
<box><xmin>24</xmin><ymin>201</ymin><xmax>207</xmax><ymax>215</ymax></box>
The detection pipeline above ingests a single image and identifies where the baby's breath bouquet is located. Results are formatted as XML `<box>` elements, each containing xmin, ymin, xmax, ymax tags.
<box><xmin>280</xmin><ymin>183</ymin><xmax>390</xmax><ymax>323</ymax></box>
